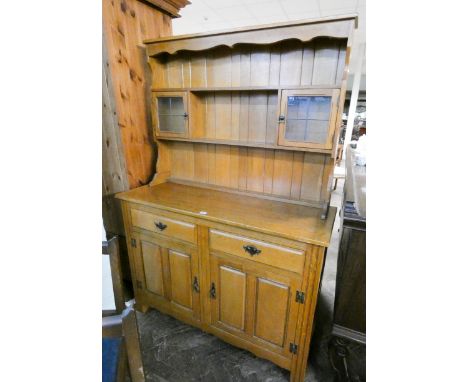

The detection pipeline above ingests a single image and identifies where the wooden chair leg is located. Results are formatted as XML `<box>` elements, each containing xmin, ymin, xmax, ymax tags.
<box><xmin>122</xmin><ymin>306</ymin><xmax>145</xmax><ymax>382</ymax></box>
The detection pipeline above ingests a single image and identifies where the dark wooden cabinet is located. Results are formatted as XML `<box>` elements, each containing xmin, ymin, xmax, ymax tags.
<box><xmin>329</xmin><ymin>147</ymin><xmax>366</xmax><ymax>381</ymax></box>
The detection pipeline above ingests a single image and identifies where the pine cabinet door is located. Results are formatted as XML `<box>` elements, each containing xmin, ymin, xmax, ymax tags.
<box><xmin>209</xmin><ymin>254</ymin><xmax>302</xmax><ymax>359</ymax></box>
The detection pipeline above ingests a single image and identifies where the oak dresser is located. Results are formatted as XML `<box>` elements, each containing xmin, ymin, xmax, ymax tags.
<box><xmin>116</xmin><ymin>14</ymin><xmax>357</xmax><ymax>382</ymax></box>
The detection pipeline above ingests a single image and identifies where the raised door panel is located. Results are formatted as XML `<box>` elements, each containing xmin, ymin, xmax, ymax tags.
<box><xmin>168</xmin><ymin>250</ymin><xmax>193</xmax><ymax>309</ymax></box>
<box><xmin>210</xmin><ymin>257</ymin><xmax>248</xmax><ymax>334</ymax></box>
<box><xmin>219</xmin><ymin>266</ymin><xmax>246</xmax><ymax>331</ymax></box>
<box><xmin>167</xmin><ymin>244</ymin><xmax>201</xmax><ymax>321</ymax></box>
<box><xmin>252</xmin><ymin>272</ymin><xmax>301</xmax><ymax>358</ymax></box>
<box><xmin>254</xmin><ymin>278</ymin><xmax>289</xmax><ymax>347</ymax></box>
<box><xmin>141</xmin><ymin>240</ymin><xmax>165</xmax><ymax>297</ymax></box>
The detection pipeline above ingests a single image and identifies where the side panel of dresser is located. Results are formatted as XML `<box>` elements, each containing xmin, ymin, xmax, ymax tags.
<box><xmin>121</xmin><ymin>201</ymin><xmax>202</xmax><ymax>327</ymax></box>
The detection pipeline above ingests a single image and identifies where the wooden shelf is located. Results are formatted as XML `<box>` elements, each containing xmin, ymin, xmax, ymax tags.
<box><xmin>156</xmin><ymin>136</ymin><xmax>332</xmax><ymax>154</ymax></box>
<box><xmin>151</xmin><ymin>85</ymin><xmax>341</xmax><ymax>93</ymax></box>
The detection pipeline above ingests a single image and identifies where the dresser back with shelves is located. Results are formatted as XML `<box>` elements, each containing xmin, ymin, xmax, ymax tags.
<box><xmin>144</xmin><ymin>15</ymin><xmax>357</xmax><ymax>217</ymax></box>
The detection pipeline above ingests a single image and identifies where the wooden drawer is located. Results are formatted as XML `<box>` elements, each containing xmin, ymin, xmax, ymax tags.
<box><xmin>131</xmin><ymin>208</ymin><xmax>196</xmax><ymax>244</ymax></box>
<box><xmin>209</xmin><ymin>229</ymin><xmax>305</xmax><ymax>274</ymax></box>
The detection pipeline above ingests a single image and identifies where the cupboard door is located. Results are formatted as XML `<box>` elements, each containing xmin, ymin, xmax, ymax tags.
<box><xmin>209</xmin><ymin>254</ymin><xmax>302</xmax><ymax>358</ymax></box>
<box><xmin>210</xmin><ymin>256</ymin><xmax>248</xmax><ymax>334</ymax></box>
<box><xmin>129</xmin><ymin>233</ymin><xmax>169</xmax><ymax>313</ymax></box>
<box><xmin>168</xmin><ymin>248</ymin><xmax>201</xmax><ymax>320</ymax></box>
<box><xmin>278</xmin><ymin>88</ymin><xmax>339</xmax><ymax>149</ymax></box>
<box><xmin>129</xmin><ymin>232</ymin><xmax>200</xmax><ymax>321</ymax></box>
<box><xmin>152</xmin><ymin>91</ymin><xmax>189</xmax><ymax>138</ymax></box>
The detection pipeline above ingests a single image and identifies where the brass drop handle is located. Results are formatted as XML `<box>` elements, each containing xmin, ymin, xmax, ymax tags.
<box><xmin>210</xmin><ymin>282</ymin><xmax>216</xmax><ymax>299</ymax></box>
<box><xmin>193</xmin><ymin>277</ymin><xmax>200</xmax><ymax>293</ymax></box>
<box><xmin>154</xmin><ymin>222</ymin><xmax>167</xmax><ymax>231</ymax></box>
<box><xmin>243</xmin><ymin>245</ymin><xmax>261</xmax><ymax>256</ymax></box>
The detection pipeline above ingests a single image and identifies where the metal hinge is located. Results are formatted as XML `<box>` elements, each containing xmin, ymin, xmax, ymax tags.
<box><xmin>131</xmin><ymin>238</ymin><xmax>137</xmax><ymax>248</ymax></box>
<box><xmin>296</xmin><ymin>291</ymin><xmax>305</xmax><ymax>304</ymax></box>
<box><xmin>289</xmin><ymin>343</ymin><xmax>298</xmax><ymax>354</ymax></box>
<box><xmin>136</xmin><ymin>280</ymin><xmax>143</xmax><ymax>289</ymax></box>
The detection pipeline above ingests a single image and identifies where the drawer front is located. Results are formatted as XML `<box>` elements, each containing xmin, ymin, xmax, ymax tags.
<box><xmin>209</xmin><ymin>229</ymin><xmax>304</xmax><ymax>274</ymax></box>
<box><xmin>131</xmin><ymin>208</ymin><xmax>196</xmax><ymax>244</ymax></box>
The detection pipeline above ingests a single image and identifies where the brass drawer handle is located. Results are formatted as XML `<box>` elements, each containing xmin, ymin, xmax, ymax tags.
<box><xmin>154</xmin><ymin>221</ymin><xmax>167</xmax><ymax>231</ymax></box>
<box><xmin>243</xmin><ymin>245</ymin><xmax>261</xmax><ymax>256</ymax></box>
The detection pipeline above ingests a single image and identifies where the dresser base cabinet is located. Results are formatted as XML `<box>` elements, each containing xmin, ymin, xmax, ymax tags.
<box><xmin>117</xmin><ymin>182</ymin><xmax>335</xmax><ymax>382</ymax></box>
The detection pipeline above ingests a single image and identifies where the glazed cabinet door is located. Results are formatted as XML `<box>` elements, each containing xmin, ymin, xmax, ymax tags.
<box><xmin>278</xmin><ymin>88</ymin><xmax>340</xmax><ymax>150</ymax></box>
<box><xmin>129</xmin><ymin>232</ymin><xmax>201</xmax><ymax>322</ymax></box>
<box><xmin>151</xmin><ymin>91</ymin><xmax>189</xmax><ymax>138</ymax></box>
<box><xmin>209</xmin><ymin>254</ymin><xmax>302</xmax><ymax>363</ymax></box>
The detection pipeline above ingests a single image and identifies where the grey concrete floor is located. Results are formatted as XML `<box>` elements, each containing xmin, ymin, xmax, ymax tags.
<box><xmin>136</xmin><ymin>179</ymin><xmax>344</xmax><ymax>382</ymax></box>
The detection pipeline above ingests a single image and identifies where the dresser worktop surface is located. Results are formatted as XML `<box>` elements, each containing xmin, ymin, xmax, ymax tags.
<box><xmin>116</xmin><ymin>182</ymin><xmax>336</xmax><ymax>247</ymax></box>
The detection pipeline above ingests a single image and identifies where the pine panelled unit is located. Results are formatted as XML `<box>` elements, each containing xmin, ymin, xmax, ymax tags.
<box><xmin>117</xmin><ymin>15</ymin><xmax>357</xmax><ymax>382</ymax></box>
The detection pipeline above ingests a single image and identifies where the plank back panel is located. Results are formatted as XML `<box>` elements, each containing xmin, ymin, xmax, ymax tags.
<box><xmin>151</xmin><ymin>38</ymin><xmax>347</xmax><ymax>89</ymax></box>
<box><xmin>189</xmin><ymin>91</ymin><xmax>278</xmax><ymax>144</ymax></box>
<box><xmin>168</xmin><ymin>141</ymin><xmax>326</xmax><ymax>205</ymax></box>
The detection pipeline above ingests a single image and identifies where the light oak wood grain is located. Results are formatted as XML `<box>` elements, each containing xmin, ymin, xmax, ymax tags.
<box><xmin>131</xmin><ymin>207</ymin><xmax>196</xmax><ymax>243</ymax></box>
<box><xmin>254</xmin><ymin>278</ymin><xmax>289</xmax><ymax>347</ymax></box>
<box><xmin>141</xmin><ymin>240</ymin><xmax>165</xmax><ymax>296</ymax></box>
<box><xmin>117</xmin><ymin>182</ymin><xmax>336</xmax><ymax>246</ymax></box>
<box><xmin>165</xmin><ymin>141</ymin><xmax>329</xmax><ymax>205</ymax></box>
<box><xmin>168</xmin><ymin>250</ymin><xmax>193</xmax><ymax>309</ymax></box>
<box><xmin>117</xmin><ymin>16</ymin><xmax>356</xmax><ymax>382</ymax></box>
<box><xmin>218</xmin><ymin>265</ymin><xmax>247</xmax><ymax>330</ymax></box>
<box><xmin>209</xmin><ymin>229</ymin><xmax>305</xmax><ymax>274</ymax></box>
